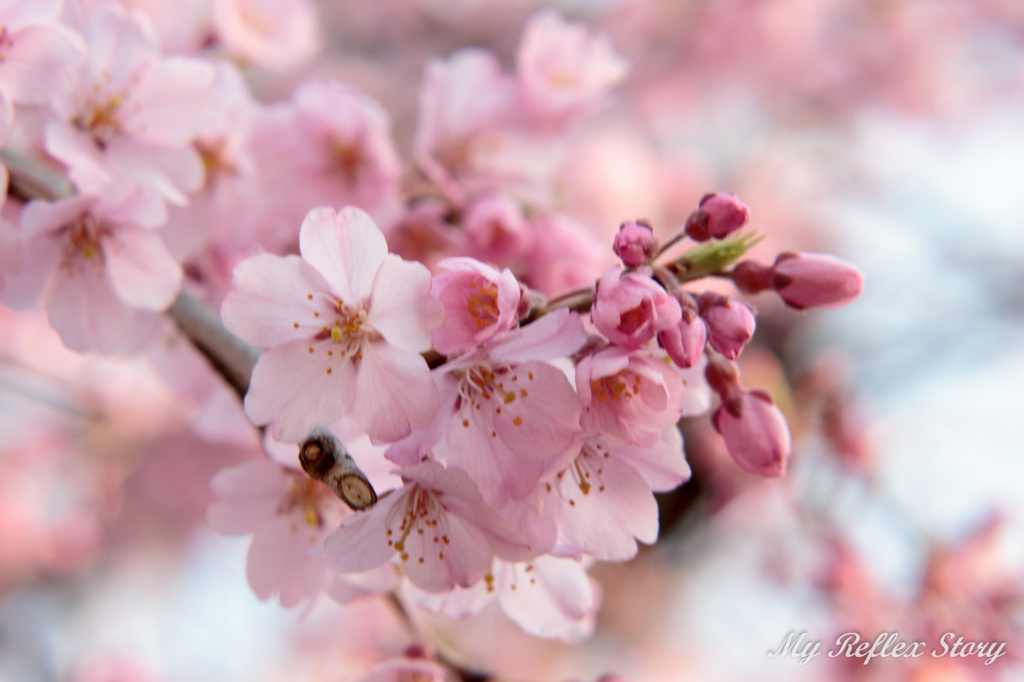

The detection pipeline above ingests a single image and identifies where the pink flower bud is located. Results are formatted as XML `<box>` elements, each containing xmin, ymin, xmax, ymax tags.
<box><xmin>657</xmin><ymin>295</ymin><xmax>707</xmax><ymax>368</ymax></box>
<box><xmin>699</xmin><ymin>293</ymin><xmax>755</xmax><ymax>360</ymax></box>
<box><xmin>685</xmin><ymin>192</ymin><xmax>750</xmax><ymax>242</ymax></box>
<box><xmin>770</xmin><ymin>252</ymin><xmax>864</xmax><ymax>310</ymax></box>
<box><xmin>730</xmin><ymin>260</ymin><xmax>773</xmax><ymax>294</ymax></box>
<box><xmin>712</xmin><ymin>390</ymin><xmax>791</xmax><ymax>477</ymax></box>
<box><xmin>613</xmin><ymin>219</ymin><xmax>657</xmax><ymax>267</ymax></box>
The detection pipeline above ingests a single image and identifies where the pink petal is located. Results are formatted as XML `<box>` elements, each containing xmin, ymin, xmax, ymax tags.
<box><xmin>498</xmin><ymin>556</ymin><xmax>598</xmax><ymax>642</ymax></box>
<box><xmin>556</xmin><ymin>454</ymin><xmax>658</xmax><ymax>561</ymax></box>
<box><xmin>102</xmin><ymin>138</ymin><xmax>204</xmax><ymax>205</ymax></box>
<box><xmin>491</xmin><ymin>360</ymin><xmax>583</xmax><ymax>461</ymax></box>
<box><xmin>83</xmin><ymin>3</ymin><xmax>159</xmax><ymax>96</ymax></box>
<box><xmin>402</xmin><ymin>509</ymin><xmax>495</xmax><ymax>593</ymax></box>
<box><xmin>43</xmin><ymin>123</ymin><xmax>112</xmax><ymax>193</ymax></box>
<box><xmin>367</xmin><ymin>254</ymin><xmax>441</xmax><ymax>352</ymax></box>
<box><xmin>0</xmin><ymin>24</ymin><xmax>85</xmax><ymax>104</ymax></box>
<box><xmin>0</xmin><ymin>233</ymin><xmax>60</xmax><ymax>310</ymax></box>
<box><xmin>205</xmin><ymin>499</ymin><xmax>278</xmax><ymax>536</ymax></box>
<box><xmin>246</xmin><ymin>515</ymin><xmax>322</xmax><ymax>604</ymax></box>
<box><xmin>47</xmin><ymin>264</ymin><xmax>162</xmax><ymax>353</ymax></box>
<box><xmin>103</xmin><ymin>227</ymin><xmax>182</xmax><ymax>310</ymax></box>
<box><xmin>124</xmin><ymin>57</ymin><xmax>218</xmax><ymax>145</ymax></box>
<box><xmin>220</xmin><ymin>253</ymin><xmax>336</xmax><ymax>348</ymax></box>
<box><xmin>410</xmin><ymin>576</ymin><xmax>495</xmax><ymax>618</ymax></box>
<box><xmin>0</xmin><ymin>0</ymin><xmax>63</xmax><ymax>27</ymax></box>
<box><xmin>489</xmin><ymin>308</ymin><xmax>587</xmax><ymax>362</ymax></box>
<box><xmin>209</xmin><ymin>459</ymin><xmax>288</xmax><ymax>499</ymax></box>
<box><xmin>352</xmin><ymin>342</ymin><xmax>438</xmax><ymax>443</ymax></box>
<box><xmin>605</xmin><ymin>427</ymin><xmax>691</xmax><ymax>492</ymax></box>
<box><xmin>244</xmin><ymin>339</ymin><xmax>358</xmax><ymax>443</ymax></box>
<box><xmin>321</xmin><ymin>493</ymin><xmax>399</xmax><ymax>574</ymax></box>
<box><xmin>298</xmin><ymin>206</ymin><xmax>387</xmax><ymax>303</ymax></box>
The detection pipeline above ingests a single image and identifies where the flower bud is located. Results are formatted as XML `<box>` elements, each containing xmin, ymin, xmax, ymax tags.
<box><xmin>730</xmin><ymin>260</ymin><xmax>773</xmax><ymax>295</ymax></box>
<box><xmin>699</xmin><ymin>293</ymin><xmax>755</xmax><ymax>360</ymax></box>
<box><xmin>685</xmin><ymin>192</ymin><xmax>750</xmax><ymax>242</ymax></box>
<box><xmin>770</xmin><ymin>252</ymin><xmax>863</xmax><ymax>310</ymax></box>
<box><xmin>613</xmin><ymin>219</ymin><xmax>658</xmax><ymax>267</ymax></box>
<box><xmin>712</xmin><ymin>389</ymin><xmax>791</xmax><ymax>477</ymax></box>
<box><xmin>657</xmin><ymin>294</ymin><xmax>707</xmax><ymax>368</ymax></box>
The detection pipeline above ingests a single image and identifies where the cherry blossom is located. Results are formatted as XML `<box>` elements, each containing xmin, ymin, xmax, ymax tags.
<box><xmin>322</xmin><ymin>460</ymin><xmax>533</xmax><ymax>593</ymax></box>
<box><xmin>0</xmin><ymin>0</ymin><xmax>86</xmax><ymax>107</ymax></box>
<box><xmin>45</xmin><ymin>2</ymin><xmax>218</xmax><ymax>207</ymax></box>
<box><xmin>221</xmin><ymin>205</ymin><xmax>442</xmax><ymax>443</ymax></box>
<box><xmin>2</xmin><ymin>187</ymin><xmax>180</xmax><ymax>353</ymax></box>
<box><xmin>212</xmin><ymin>0</ymin><xmax>320</xmax><ymax>72</ymax></box>
<box><xmin>430</xmin><ymin>257</ymin><xmax>521</xmax><ymax>356</ymax></box>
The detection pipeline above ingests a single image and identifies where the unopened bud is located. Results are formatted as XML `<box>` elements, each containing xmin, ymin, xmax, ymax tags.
<box><xmin>712</xmin><ymin>390</ymin><xmax>791</xmax><ymax>477</ymax></box>
<box><xmin>613</xmin><ymin>219</ymin><xmax>658</xmax><ymax>267</ymax></box>
<box><xmin>770</xmin><ymin>252</ymin><xmax>863</xmax><ymax>310</ymax></box>
<box><xmin>699</xmin><ymin>293</ymin><xmax>755</xmax><ymax>360</ymax></box>
<box><xmin>658</xmin><ymin>294</ymin><xmax>707</xmax><ymax>368</ymax></box>
<box><xmin>730</xmin><ymin>261</ymin><xmax>773</xmax><ymax>294</ymax></box>
<box><xmin>685</xmin><ymin>192</ymin><xmax>750</xmax><ymax>242</ymax></box>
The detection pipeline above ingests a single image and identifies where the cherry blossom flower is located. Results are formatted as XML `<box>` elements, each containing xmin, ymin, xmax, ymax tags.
<box><xmin>516</xmin><ymin>9</ymin><xmax>629</xmax><ymax>126</ymax></box>
<box><xmin>207</xmin><ymin>458</ymin><xmax>343</xmax><ymax>608</ymax></box>
<box><xmin>1</xmin><ymin>187</ymin><xmax>180</xmax><ymax>353</ymax></box>
<box><xmin>322</xmin><ymin>460</ymin><xmax>533</xmax><ymax>593</ymax></box>
<box><xmin>45</xmin><ymin>2</ymin><xmax>218</xmax><ymax>207</ymax></box>
<box><xmin>0</xmin><ymin>0</ymin><xmax>86</xmax><ymax>107</ymax></box>
<box><xmin>576</xmin><ymin>346</ymin><xmax>685</xmax><ymax>448</ymax></box>
<box><xmin>221</xmin><ymin>206</ymin><xmax>442</xmax><ymax>443</ymax></box>
<box><xmin>212</xmin><ymin>0</ymin><xmax>320</xmax><ymax>72</ymax></box>
<box><xmin>390</xmin><ymin>308</ymin><xmax>587</xmax><ymax>506</ymax></box>
<box><xmin>430</xmin><ymin>257</ymin><xmax>521</xmax><ymax>355</ymax></box>
<box><xmin>591</xmin><ymin>266</ymin><xmax>682</xmax><ymax>349</ymax></box>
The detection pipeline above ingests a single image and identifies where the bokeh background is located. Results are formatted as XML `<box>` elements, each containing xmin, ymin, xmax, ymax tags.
<box><xmin>2</xmin><ymin>1</ymin><xmax>1023</xmax><ymax>680</ymax></box>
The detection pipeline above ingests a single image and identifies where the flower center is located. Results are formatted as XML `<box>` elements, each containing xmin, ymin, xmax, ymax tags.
<box><xmin>60</xmin><ymin>215</ymin><xmax>106</xmax><ymax>274</ymax></box>
<box><xmin>386</xmin><ymin>487</ymin><xmax>451</xmax><ymax>564</ymax></box>
<box><xmin>590</xmin><ymin>369</ymin><xmax>641</xmax><ymax>404</ymax></box>
<box><xmin>75</xmin><ymin>94</ymin><xmax>127</xmax><ymax>148</ymax></box>
<box><xmin>465</xmin><ymin>279</ymin><xmax>500</xmax><ymax>329</ymax></box>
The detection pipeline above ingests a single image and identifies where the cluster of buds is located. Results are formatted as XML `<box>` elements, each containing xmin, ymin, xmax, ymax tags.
<box><xmin>596</xmin><ymin>193</ymin><xmax>862</xmax><ymax>476</ymax></box>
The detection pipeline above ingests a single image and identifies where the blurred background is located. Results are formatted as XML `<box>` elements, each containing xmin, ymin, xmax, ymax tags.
<box><xmin>1</xmin><ymin>0</ymin><xmax>1023</xmax><ymax>680</ymax></box>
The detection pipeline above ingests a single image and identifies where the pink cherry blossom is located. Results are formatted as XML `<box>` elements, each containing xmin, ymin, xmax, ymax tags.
<box><xmin>249</xmin><ymin>79</ymin><xmax>402</xmax><ymax>230</ymax></box>
<box><xmin>712</xmin><ymin>389</ymin><xmax>791</xmax><ymax>477</ymax></box>
<box><xmin>576</xmin><ymin>346</ymin><xmax>685</xmax><ymax>448</ymax></box>
<box><xmin>414</xmin><ymin>48</ymin><xmax>560</xmax><ymax>205</ymax></box>
<box><xmin>657</xmin><ymin>293</ymin><xmax>708</xmax><ymax>369</ymax></box>
<box><xmin>592</xmin><ymin>266</ymin><xmax>682</xmax><ymax>349</ymax></box>
<box><xmin>684</xmin><ymin>192</ymin><xmax>751</xmax><ymax>242</ymax></box>
<box><xmin>0</xmin><ymin>0</ymin><xmax>86</xmax><ymax>106</ymax></box>
<box><xmin>422</xmin><ymin>309</ymin><xmax>588</xmax><ymax>505</ymax></box>
<box><xmin>613</xmin><ymin>219</ymin><xmax>657</xmax><ymax>268</ymax></box>
<box><xmin>430</xmin><ymin>257</ymin><xmax>521</xmax><ymax>355</ymax></box>
<box><xmin>322</xmin><ymin>460</ymin><xmax>533</xmax><ymax>593</ymax></box>
<box><xmin>516</xmin><ymin>8</ymin><xmax>629</xmax><ymax>126</ymax></box>
<box><xmin>207</xmin><ymin>457</ymin><xmax>347</xmax><ymax>608</ymax></box>
<box><xmin>212</xmin><ymin>0</ymin><xmax>320</xmax><ymax>72</ymax></box>
<box><xmin>45</xmin><ymin>2</ymin><xmax>218</xmax><ymax>207</ymax></box>
<box><xmin>221</xmin><ymin>206</ymin><xmax>442</xmax><ymax>443</ymax></box>
<box><xmin>1</xmin><ymin>187</ymin><xmax>180</xmax><ymax>353</ymax></box>
<box><xmin>699</xmin><ymin>293</ymin><xmax>755</xmax><ymax>360</ymax></box>
<box><xmin>461</xmin><ymin>192</ymin><xmax>533</xmax><ymax>267</ymax></box>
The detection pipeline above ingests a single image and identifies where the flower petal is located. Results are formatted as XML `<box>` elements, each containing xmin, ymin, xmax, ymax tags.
<box><xmin>103</xmin><ymin>227</ymin><xmax>182</xmax><ymax>310</ymax></box>
<box><xmin>298</xmin><ymin>206</ymin><xmax>387</xmax><ymax>303</ymax></box>
<box><xmin>352</xmin><ymin>342</ymin><xmax>438</xmax><ymax>443</ymax></box>
<box><xmin>367</xmin><ymin>254</ymin><xmax>441</xmax><ymax>352</ymax></box>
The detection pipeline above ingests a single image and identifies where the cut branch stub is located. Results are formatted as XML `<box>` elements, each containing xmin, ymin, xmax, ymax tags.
<box><xmin>299</xmin><ymin>427</ymin><xmax>378</xmax><ymax>511</ymax></box>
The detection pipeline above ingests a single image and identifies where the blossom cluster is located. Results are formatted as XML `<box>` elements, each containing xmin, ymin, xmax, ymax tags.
<box><xmin>0</xmin><ymin>1</ymin><xmax>868</xmax><ymax>678</ymax></box>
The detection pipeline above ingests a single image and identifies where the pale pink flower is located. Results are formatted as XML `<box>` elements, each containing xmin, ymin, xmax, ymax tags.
<box><xmin>549</xmin><ymin>428</ymin><xmax>689</xmax><ymax>562</ymax></box>
<box><xmin>576</xmin><ymin>346</ymin><xmax>685</xmax><ymax>448</ymax></box>
<box><xmin>414</xmin><ymin>48</ymin><xmax>560</xmax><ymax>204</ymax></box>
<box><xmin>249</xmin><ymin>79</ymin><xmax>402</xmax><ymax>229</ymax></box>
<box><xmin>322</xmin><ymin>460</ymin><xmax>532</xmax><ymax>593</ymax></box>
<box><xmin>462</xmin><ymin>192</ymin><xmax>533</xmax><ymax>267</ymax></box>
<box><xmin>213</xmin><ymin>0</ymin><xmax>320</xmax><ymax>71</ymax></box>
<box><xmin>406</xmin><ymin>309</ymin><xmax>588</xmax><ymax>506</ymax></box>
<box><xmin>0</xmin><ymin>0</ymin><xmax>86</xmax><ymax>106</ymax></box>
<box><xmin>206</xmin><ymin>458</ymin><xmax>347</xmax><ymax>608</ymax></box>
<box><xmin>516</xmin><ymin>9</ymin><xmax>629</xmax><ymax>126</ymax></box>
<box><xmin>45</xmin><ymin>2</ymin><xmax>218</xmax><ymax>207</ymax></box>
<box><xmin>430</xmin><ymin>257</ymin><xmax>521</xmax><ymax>356</ymax></box>
<box><xmin>1</xmin><ymin>188</ymin><xmax>181</xmax><ymax>353</ymax></box>
<box><xmin>592</xmin><ymin>266</ymin><xmax>682</xmax><ymax>349</ymax></box>
<box><xmin>221</xmin><ymin>206</ymin><xmax>442</xmax><ymax>443</ymax></box>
